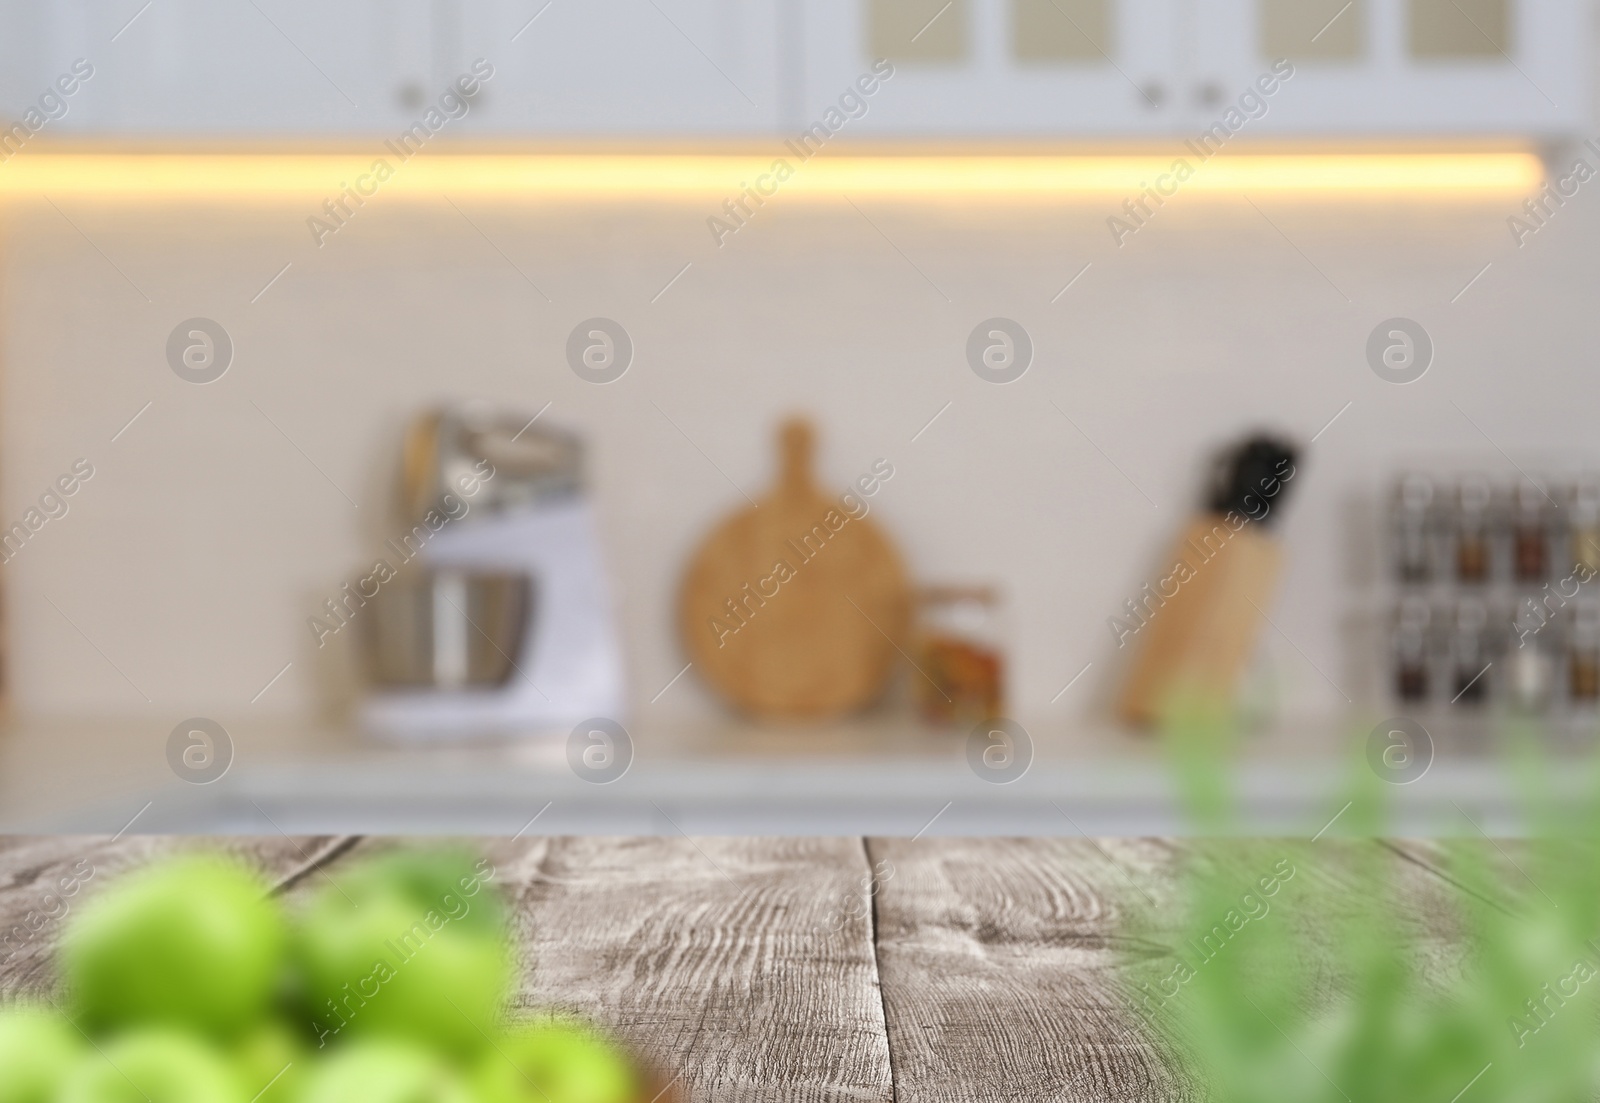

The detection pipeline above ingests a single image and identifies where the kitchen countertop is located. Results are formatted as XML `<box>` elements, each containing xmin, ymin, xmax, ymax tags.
<box><xmin>1</xmin><ymin>714</ymin><xmax>1588</xmax><ymax>837</ymax></box>
<box><xmin>0</xmin><ymin>832</ymin><xmax>1470</xmax><ymax>1101</ymax></box>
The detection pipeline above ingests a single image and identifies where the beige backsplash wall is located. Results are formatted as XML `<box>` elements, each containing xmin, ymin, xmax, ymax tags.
<box><xmin>0</xmin><ymin>184</ymin><xmax>1587</xmax><ymax>727</ymax></box>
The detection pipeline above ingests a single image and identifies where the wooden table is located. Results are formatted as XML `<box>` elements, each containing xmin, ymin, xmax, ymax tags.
<box><xmin>0</xmin><ymin>835</ymin><xmax>1461</xmax><ymax>1102</ymax></box>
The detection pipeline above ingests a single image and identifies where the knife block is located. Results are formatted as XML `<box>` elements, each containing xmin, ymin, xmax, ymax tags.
<box><xmin>1115</xmin><ymin>514</ymin><xmax>1284</xmax><ymax>726</ymax></box>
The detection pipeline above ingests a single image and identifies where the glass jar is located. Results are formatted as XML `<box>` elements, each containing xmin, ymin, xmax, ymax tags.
<box><xmin>913</xmin><ymin>586</ymin><xmax>1005</xmax><ymax>728</ymax></box>
<box><xmin>1393</xmin><ymin>473</ymin><xmax>1435</xmax><ymax>583</ymax></box>
<box><xmin>1570</xmin><ymin>480</ymin><xmax>1600</xmax><ymax>576</ymax></box>
<box><xmin>1450</xmin><ymin>597</ymin><xmax>1491</xmax><ymax>705</ymax></box>
<box><xmin>1393</xmin><ymin>596</ymin><xmax>1432</xmax><ymax>703</ymax></box>
<box><xmin>1570</xmin><ymin>601</ymin><xmax>1600</xmax><ymax>704</ymax></box>
<box><xmin>1506</xmin><ymin>599</ymin><xmax>1554</xmax><ymax>713</ymax></box>
<box><xmin>1454</xmin><ymin>475</ymin><xmax>1494</xmax><ymax>584</ymax></box>
<box><xmin>1511</xmin><ymin>478</ymin><xmax>1549</xmax><ymax>583</ymax></box>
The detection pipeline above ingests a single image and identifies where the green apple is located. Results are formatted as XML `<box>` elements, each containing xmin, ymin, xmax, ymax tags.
<box><xmin>57</xmin><ymin>1029</ymin><xmax>244</xmax><ymax>1103</ymax></box>
<box><xmin>476</xmin><ymin>1020</ymin><xmax>641</xmax><ymax>1103</ymax></box>
<box><xmin>61</xmin><ymin>853</ymin><xmax>286</xmax><ymax>1036</ymax></box>
<box><xmin>296</xmin><ymin>848</ymin><xmax>511</xmax><ymax>1059</ymax></box>
<box><xmin>299</xmin><ymin>1040</ymin><xmax>476</xmax><ymax>1103</ymax></box>
<box><xmin>0</xmin><ymin>1004</ymin><xmax>82</xmax><ymax>1103</ymax></box>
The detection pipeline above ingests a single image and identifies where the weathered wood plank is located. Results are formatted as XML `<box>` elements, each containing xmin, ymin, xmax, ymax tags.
<box><xmin>866</xmin><ymin>837</ymin><xmax>1200</xmax><ymax>1103</ymax></box>
<box><xmin>0</xmin><ymin>835</ymin><xmax>894</xmax><ymax>1101</ymax></box>
<box><xmin>865</xmin><ymin>837</ymin><xmax>1498</xmax><ymax>1103</ymax></box>
<box><xmin>480</xmin><ymin>836</ymin><xmax>895</xmax><ymax>1103</ymax></box>
<box><xmin>1131</xmin><ymin>837</ymin><xmax>1475</xmax><ymax>960</ymax></box>
<box><xmin>0</xmin><ymin>834</ymin><xmax>355</xmax><ymax>997</ymax></box>
<box><xmin>0</xmin><ymin>835</ymin><xmax>1501</xmax><ymax>1103</ymax></box>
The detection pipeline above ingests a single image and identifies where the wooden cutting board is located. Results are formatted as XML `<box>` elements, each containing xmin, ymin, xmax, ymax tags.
<box><xmin>679</xmin><ymin>418</ymin><xmax>910</xmax><ymax>720</ymax></box>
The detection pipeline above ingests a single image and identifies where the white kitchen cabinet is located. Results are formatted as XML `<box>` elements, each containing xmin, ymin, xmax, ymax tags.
<box><xmin>0</xmin><ymin>0</ymin><xmax>781</xmax><ymax>137</ymax></box>
<box><xmin>0</xmin><ymin>0</ymin><xmax>1587</xmax><ymax>138</ymax></box>
<box><xmin>800</xmin><ymin>0</ymin><xmax>1588</xmax><ymax>136</ymax></box>
<box><xmin>0</xmin><ymin>0</ymin><xmax>376</xmax><ymax>135</ymax></box>
<box><xmin>800</xmin><ymin>0</ymin><xmax>1187</xmax><ymax>135</ymax></box>
<box><xmin>1190</xmin><ymin>0</ymin><xmax>1588</xmax><ymax>136</ymax></box>
<box><xmin>452</xmin><ymin>0</ymin><xmax>782</xmax><ymax>136</ymax></box>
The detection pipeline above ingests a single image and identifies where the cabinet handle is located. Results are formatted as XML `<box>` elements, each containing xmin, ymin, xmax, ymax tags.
<box><xmin>1137</xmin><ymin>82</ymin><xmax>1166</xmax><ymax>109</ymax></box>
<box><xmin>396</xmin><ymin>82</ymin><xmax>427</xmax><ymax>111</ymax></box>
<box><xmin>1194</xmin><ymin>81</ymin><xmax>1225</xmax><ymax>108</ymax></box>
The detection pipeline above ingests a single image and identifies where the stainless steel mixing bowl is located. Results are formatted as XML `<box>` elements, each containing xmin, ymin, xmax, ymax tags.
<box><xmin>360</xmin><ymin>569</ymin><xmax>533</xmax><ymax>688</ymax></box>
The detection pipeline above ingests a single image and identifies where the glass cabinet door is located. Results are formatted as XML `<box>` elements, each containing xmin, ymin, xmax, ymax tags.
<box><xmin>1190</xmin><ymin>0</ymin><xmax>1586</xmax><ymax>135</ymax></box>
<box><xmin>800</xmin><ymin>0</ymin><xmax>1185</xmax><ymax>135</ymax></box>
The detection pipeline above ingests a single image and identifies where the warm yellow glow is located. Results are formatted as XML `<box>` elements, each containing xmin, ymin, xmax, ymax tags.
<box><xmin>0</xmin><ymin>150</ymin><xmax>1542</xmax><ymax>200</ymax></box>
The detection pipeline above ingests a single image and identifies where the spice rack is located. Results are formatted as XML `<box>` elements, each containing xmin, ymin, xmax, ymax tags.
<box><xmin>1383</xmin><ymin>469</ymin><xmax>1600</xmax><ymax>715</ymax></box>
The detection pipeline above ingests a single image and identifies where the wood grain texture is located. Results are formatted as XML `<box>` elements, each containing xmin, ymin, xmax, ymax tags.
<box><xmin>0</xmin><ymin>836</ymin><xmax>1499</xmax><ymax>1103</ymax></box>
<box><xmin>860</xmin><ymin>837</ymin><xmax>1491</xmax><ymax>1103</ymax></box>
<box><xmin>679</xmin><ymin>417</ymin><xmax>909</xmax><ymax>720</ymax></box>
<box><xmin>0</xmin><ymin>834</ymin><xmax>353</xmax><ymax>997</ymax></box>
<box><xmin>866</xmin><ymin>836</ymin><xmax>1200</xmax><ymax>1103</ymax></box>
<box><xmin>483</xmin><ymin>835</ymin><xmax>894</xmax><ymax>1103</ymax></box>
<box><xmin>0</xmin><ymin>835</ymin><xmax>893</xmax><ymax>1102</ymax></box>
<box><xmin>1115</xmin><ymin>518</ymin><xmax>1283</xmax><ymax>726</ymax></box>
<box><xmin>1128</xmin><ymin>838</ymin><xmax>1477</xmax><ymax>1011</ymax></box>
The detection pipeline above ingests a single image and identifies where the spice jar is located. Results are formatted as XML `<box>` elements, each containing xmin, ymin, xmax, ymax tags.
<box><xmin>1570</xmin><ymin>480</ymin><xmax>1600</xmax><ymax>576</ymax></box>
<box><xmin>913</xmin><ymin>586</ymin><xmax>1004</xmax><ymax>727</ymax></box>
<box><xmin>1571</xmin><ymin>602</ymin><xmax>1600</xmax><ymax>703</ymax></box>
<box><xmin>1512</xmin><ymin>479</ymin><xmax>1549</xmax><ymax>583</ymax></box>
<box><xmin>1450</xmin><ymin>597</ymin><xmax>1491</xmax><ymax>705</ymax></box>
<box><xmin>1393</xmin><ymin>596</ymin><xmax>1432</xmax><ymax>702</ymax></box>
<box><xmin>1506</xmin><ymin>599</ymin><xmax>1554</xmax><ymax>712</ymax></box>
<box><xmin>1393</xmin><ymin>474</ymin><xmax>1435</xmax><ymax>583</ymax></box>
<box><xmin>1454</xmin><ymin>476</ymin><xmax>1494</xmax><ymax>583</ymax></box>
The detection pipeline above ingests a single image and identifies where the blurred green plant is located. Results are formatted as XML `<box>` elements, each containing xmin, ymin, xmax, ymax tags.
<box><xmin>0</xmin><ymin>845</ymin><xmax>646</xmax><ymax>1103</ymax></box>
<box><xmin>1136</xmin><ymin>703</ymin><xmax>1600</xmax><ymax>1102</ymax></box>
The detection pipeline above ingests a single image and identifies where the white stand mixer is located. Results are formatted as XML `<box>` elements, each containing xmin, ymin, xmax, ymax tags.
<box><xmin>358</xmin><ymin>407</ymin><xmax>627</xmax><ymax>742</ymax></box>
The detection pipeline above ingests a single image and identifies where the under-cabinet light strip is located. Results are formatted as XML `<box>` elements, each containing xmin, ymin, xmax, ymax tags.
<box><xmin>0</xmin><ymin>151</ymin><xmax>1542</xmax><ymax>198</ymax></box>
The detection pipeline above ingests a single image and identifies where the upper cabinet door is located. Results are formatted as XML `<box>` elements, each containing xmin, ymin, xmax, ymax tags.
<box><xmin>1</xmin><ymin>0</ymin><xmax>1586</xmax><ymax>138</ymax></box>
<box><xmin>17</xmin><ymin>0</ymin><xmax>377</xmax><ymax>135</ymax></box>
<box><xmin>455</xmin><ymin>0</ymin><xmax>783</xmax><ymax>136</ymax></box>
<box><xmin>5</xmin><ymin>0</ymin><xmax>782</xmax><ymax>137</ymax></box>
<box><xmin>800</xmin><ymin>0</ymin><xmax>1185</xmax><ymax>135</ymax></box>
<box><xmin>1190</xmin><ymin>0</ymin><xmax>1588</xmax><ymax>135</ymax></box>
